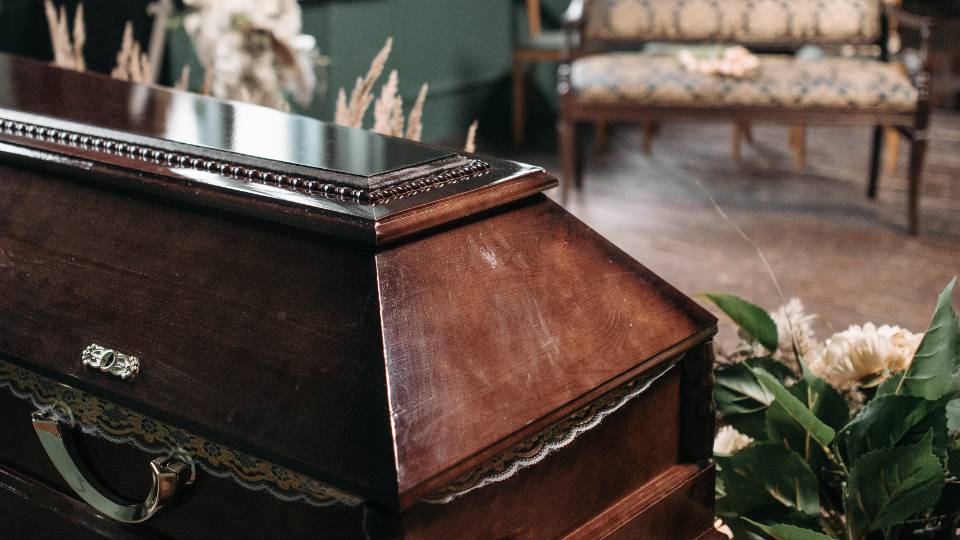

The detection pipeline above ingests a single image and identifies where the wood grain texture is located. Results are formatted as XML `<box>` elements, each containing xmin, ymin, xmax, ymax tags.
<box><xmin>377</xmin><ymin>195</ymin><xmax>716</xmax><ymax>504</ymax></box>
<box><xmin>0</xmin><ymin>162</ymin><xmax>397</xmax><ymax>503</ymax></box>
<box><xmin>564</xmin><ymin>464</ymin><xmax>715</xmax><ymax>540</ymax></box>
<box><xmin>402</xmin><ymin>366</ymin><xmax>684</xmax><ymax>539</ymax></box>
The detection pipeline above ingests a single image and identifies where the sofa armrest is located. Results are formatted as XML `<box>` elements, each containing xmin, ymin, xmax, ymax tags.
<box><xmin>884</xmin><ymin>4</ymin><xmax>933</xmax><ymax>65</ymax></box>
<box><xmin>884</xmin><ymin>4</ymin><xmax>934</xmax><ymax>102</ymax></box>
<box><xmin>884</xmin><ymin>4</ymin><xmax>934</xmax><ymax>35</ymax></box>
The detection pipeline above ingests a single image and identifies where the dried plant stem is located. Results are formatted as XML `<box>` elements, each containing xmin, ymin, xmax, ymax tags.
<box><xmin>690</xmin><ymin>177</ymin><xmax>804</xmax><ymax>361</ymax></box>
<box><xmin>335</xmin><ymin>37</ymin><xmax>392</xmax><ymax>128</ymax></box>
<box><xmin>111</xmin><ymin>22</ymin><xmax>152</xmax><ymax>84</ymax></box>
<box><xmin>405</xmin><ymin>83</ymin><xmax>428</xmax><ymax>141</ymax></box>
<box><xmin>175</xmin><ymin>65</ymin><xmax>191</xmax><ymax>91</ymax></box>
<box><xmin>44</xmin><ymin>1</ymin><xmax>85</xmax><ymax>71</ymax></box>
<box><xmin>372</xmin><ymin>70</ymin><xmax>403</xmax><ymax>137</ymax></box>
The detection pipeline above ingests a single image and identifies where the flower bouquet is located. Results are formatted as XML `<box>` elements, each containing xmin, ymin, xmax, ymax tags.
<box><xmin>708</xmin><ymin>279</ymin><xmax>960</xmax><ymax>539</ymax></box>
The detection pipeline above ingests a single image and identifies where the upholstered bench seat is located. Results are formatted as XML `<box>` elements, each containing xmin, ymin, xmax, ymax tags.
<box><xmin>570</xmin><ymin>53</ymin><xmax>918</xmax><ymax>111</ymax></box>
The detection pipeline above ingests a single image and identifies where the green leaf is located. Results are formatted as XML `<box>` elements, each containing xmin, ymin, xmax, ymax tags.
<box><xmin>751</xmin><ymin>368</ymin><xmax>836</xmax><ymax>449</ymax></box>
<box><xmin>947</xmin><ymin>397</ymin><xmax>960</xmax><ymax>435</ymax></box>
<box><xmin>882</xmin><ymin>278</ymin><xmax>959</xmax><ymax>400</ymax></box>
<box><xmin>741</xmin><ymin>518</ymin><xmax>832</xmax><ymax>540</ymax></box>
<box><xmin>703</xmin><ymin>293</ymin><xmax>779</xmax><ymax>352</ymax></box>
<box><xmin>766</xmin><ymin>379</ymin><xmax>847</xmax><ymax>472</ymax></box>
<box><xmin>726</xmin><ymin>410</ymin><xmax>769</xmax><ymax>440</ymax></box>
<box><xmin>846</xmin><ymin>433</ymin><xmax>945</xmax><ymax>535</ymax></box>
<box><xmin>838</xmin><ymin>394</ymin><xmax>948</xmax><ymax>465</ymax></box>
<box><xmin>715</xmin><ymin>357</ymin><xmax>796</xmax><ymax>418</ymax></box>
<box><xmin>716</xmin><ymin>443</ymin><xmax>820</xmax><ymax>516</ymax></box>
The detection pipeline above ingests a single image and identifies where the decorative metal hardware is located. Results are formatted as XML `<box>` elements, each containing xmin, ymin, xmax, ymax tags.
<box><xmin>32</xmin><ymin>409</ymin><xmax>195</xmax><ymax>523</ymax></box>
<box><xmin>82</xmin><ymin>344</ymin><xmax>139</xmax><ymax>381</ymax></box>
<box><xmin>0</xmin><ymin>116</ymin><xmax>491</xmax><ymax>204</ymax></box>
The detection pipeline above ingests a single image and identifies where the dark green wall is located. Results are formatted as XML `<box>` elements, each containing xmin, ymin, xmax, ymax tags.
<box><xmin>1</xmin><ymin>0</ymin><xmax>571</xmax><ymax>145</ymax></box>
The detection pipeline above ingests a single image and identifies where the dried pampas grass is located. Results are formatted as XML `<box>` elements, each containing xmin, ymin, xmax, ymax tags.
<box><xmin>335</xmin><ymin>37</ymin><xmax>392</xmax><ymax>128</ymax></box>
<box><xmin>111</xmin><ymin>22</ymin><xmax>152</xmax><ymax>84</ymax></box>
<box><xmin>464</xmin><ymin>120</ymin><xmax>478</xmax><ymax>153</ymax></box>
<box><xmin>174</xmin><ymin>65</ymin><xmax>191</xmax><ymax>91</ymax></box>
<box><xmin>335</xmin><ymin>38</ymin><xmax>433</xmax><ymax>144</ymax></box>
<box><xmin>44</xmin><ymin>0</ymin><xmax>85</xmax><ymax>71</ymax></box>
<box><xmin>372</xmin><ymin>70</ymin><xmax>403</xmax><ymax>137</ymax></box>
<box><xmin>404</xmin><ymin>84</ymin><xmax>428</xmax><ymax>142</ymax></box>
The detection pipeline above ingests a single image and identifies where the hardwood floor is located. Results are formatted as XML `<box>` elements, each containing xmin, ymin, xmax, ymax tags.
<box><xmin>499</xmin><ymin>113</ymin><xmax>960</xmax><ymax>346</ymax></box>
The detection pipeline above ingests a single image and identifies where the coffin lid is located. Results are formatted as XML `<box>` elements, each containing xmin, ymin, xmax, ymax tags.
<box><xmin>0</xmin><ymin>54</ymin><xmax>555</xmax><ymax>244</ymax></box>
<box><xmin>0</xmin><ymin>55</ymin><xmax>717</xmax><ymax>511</ymax></box>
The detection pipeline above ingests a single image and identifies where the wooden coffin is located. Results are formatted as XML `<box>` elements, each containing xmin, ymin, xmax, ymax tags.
<box><xmin>0</xmin><ymin>54</ymin><xmax>719</xmax><ymax>539</ymax></box>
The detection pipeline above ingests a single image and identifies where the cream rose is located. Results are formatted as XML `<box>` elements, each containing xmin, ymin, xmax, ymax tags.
<box><xmin>808</xmin><ymin>323</ymin><xmax>923</xmax><ymax>390</ymax></box>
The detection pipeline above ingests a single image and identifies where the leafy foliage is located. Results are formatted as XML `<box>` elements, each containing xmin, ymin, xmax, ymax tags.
<box><xmin>704</xmin><ymin>293</ymin><xmax>780</xmax><ymax>352</ymax></box>
<box><xmin>879</xmin><ymin>277</ymin><xmax>959</xmax><ymax>400</ymax></box>
<box><xmin>717</xmin><ymin>443</ymin><xmax>820</xmax><ymax>517</ymax></box>
<box><xmin>743</xmin><ymin>519</ymin><xmax>833</xmax><ymax>540</ymax></box>
<box><xmin>710</xmin><ymin>280</ymin><xmax>960</xmax><ymax>539</ymax></box>
<box><xmin>845</xmin><ymin>434</ymin><xmax>945</xmax><ymax>535</ymax></box>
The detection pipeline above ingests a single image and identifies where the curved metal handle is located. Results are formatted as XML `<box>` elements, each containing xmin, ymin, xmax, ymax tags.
<box><xmin>31</xmin><ymin>410</ymin><xmax>195</xmax><ymax>523</ymax></box>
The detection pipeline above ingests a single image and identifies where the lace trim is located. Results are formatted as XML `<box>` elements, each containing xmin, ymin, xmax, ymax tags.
<box><xmin>0</xmin><ymin>362</ymin><xmax>361</xmax><ymax>507</ymax></box>
<box><xmin>423</xmin><ymin>356</ymin><xmax>681</xmax><ymax>504</ymax></box>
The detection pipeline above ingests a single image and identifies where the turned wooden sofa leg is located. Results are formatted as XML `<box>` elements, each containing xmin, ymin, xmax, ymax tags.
<box><xmin>595</xmin><ymin>120</ymin><xmax>609</xmax><ymax>151</ymax></box>
<box><xmin>907</xmin><ymin>136</ymin><xmax>928</xmax><ymax>235</ymax></box>
<box><xmin>867</xmin><ymin>125</ymin><xmax>883</xmax><ymax>199</ymax></box>
<box><xmin>558</xmin><ymin>119</ymin><xmax>579</xmax><ymax>203</ymax></box>
<box><xmin>642</xmin><ymin>121</ymin><xmax>656</xmax><ymax>155</ymax></box>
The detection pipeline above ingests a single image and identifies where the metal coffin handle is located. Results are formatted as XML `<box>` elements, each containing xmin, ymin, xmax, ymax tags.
<box><xmin>31</xmin><ymin>410</ymin><xmax>195</xmax><ymax>523</ymax></box>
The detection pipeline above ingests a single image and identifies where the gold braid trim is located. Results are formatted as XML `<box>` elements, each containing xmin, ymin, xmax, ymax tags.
<box><xmin>0</xmin><ymin>361</ymin><xmax>361</xmax><ymax>507</ymax></box>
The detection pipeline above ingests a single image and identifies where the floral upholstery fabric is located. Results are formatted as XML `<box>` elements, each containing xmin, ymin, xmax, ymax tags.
<box><xmin>570</xmin><ymin>53</ymin><xmax>917</xmax><ymax>110</ymax></box>
<box><xmin>583</xmin><ymin>0</ymin><xmax>883</xmax><ymax>45</ymax></box>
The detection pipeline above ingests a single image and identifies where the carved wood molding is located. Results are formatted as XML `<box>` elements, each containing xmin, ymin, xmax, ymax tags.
<box><xmin>0</xmin><ymin>116</ymin><xmax>490</xmax><ymax>204</ymax></box>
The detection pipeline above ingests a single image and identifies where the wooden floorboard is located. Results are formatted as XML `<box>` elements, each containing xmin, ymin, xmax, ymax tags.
<box><xmin>501</xmin><ymin>112</ymin><xmax>960</xmax><ymax>347</ymax></box>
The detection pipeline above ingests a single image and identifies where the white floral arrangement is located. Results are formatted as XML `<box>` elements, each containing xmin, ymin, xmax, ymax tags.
<box><xmin>707</xmin><ymin>280</ymin><xmax>960</xmax><ymax>539</ymax></box>
<box><xmin>183</xmin><ymin>0</ymin><xmax>321</xmax><ymax>110</ymax></box>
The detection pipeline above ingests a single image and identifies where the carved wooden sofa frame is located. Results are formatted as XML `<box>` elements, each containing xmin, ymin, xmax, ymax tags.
<box><xmin>558</xmin><ymin>0</ymin><xmax>933</xmax><ymax>234</ymax></box>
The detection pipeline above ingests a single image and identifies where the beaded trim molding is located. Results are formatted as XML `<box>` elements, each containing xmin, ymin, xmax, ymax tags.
<box><xmin>423</xmin><ymin>356</ymin><xmax>683</xmax><ymax>504</ymax></box>
<box><xmin>0</xmin><ymin>362</ymin><xmax>362</xmax><ymax>508</ymax></box>
<box><xmin>0</xmin><ymin>116</ymin><xmax>490</xmax><ymax>204</ymax></box>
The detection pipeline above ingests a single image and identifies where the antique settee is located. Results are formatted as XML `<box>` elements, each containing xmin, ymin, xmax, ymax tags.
<box><xmin>558</xmin><ymin>0</ymin><xmax>933</xmax><ymax>234</ymax></box>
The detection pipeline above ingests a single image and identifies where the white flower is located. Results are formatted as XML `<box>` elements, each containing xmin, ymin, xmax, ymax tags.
<box><xmin>771</xmin><ymin>298</ymin><xmax>818</xmax><ymax>374</ymax></box>
<box><xmin>714</xmin><ymin>425</ymin><xmax>753</xmax><ymax>456</ymax></box>
<box><xmin>183</xmin><ymin>0</ymin><xmax>318</xmax><ymax>108</ymax></box>
<box><xmin>808</xmin><ymin>323</ymin><xmax>923</xmax><ymax>390</ymax></box>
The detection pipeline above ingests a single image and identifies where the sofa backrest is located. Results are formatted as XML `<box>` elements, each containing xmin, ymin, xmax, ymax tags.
<box><xmin>582</xmin><ymin>0</ymin><xmax>883</xmax><ymax>46</ymax></box>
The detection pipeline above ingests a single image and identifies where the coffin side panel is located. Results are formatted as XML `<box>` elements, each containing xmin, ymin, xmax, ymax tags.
<box><xmin>377</xmin><ymin>195</ymin><xmax>715</xmax><ymax>498</ymax></box>
<box><xmin>0</xmin><ymin>163</ymin><xmax>395</xmax><ymax>501</ymax></box>
<box><xmin>401</xmin><ymin>366</ymin><xmax>693</xmax><ymax>538</ymax></box>
<box><xmin>0</xmin><ymin>389</ymin><xmax>363</xmax><ymax>539</ymax></box>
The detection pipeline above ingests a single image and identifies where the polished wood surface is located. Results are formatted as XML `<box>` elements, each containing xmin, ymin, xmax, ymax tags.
<box><xmin>0</xmin><ymin>53</ymin><xmax>720</xmax><ymax>538</ymax></box>
<box><xmin>0</xmin><ymin>55</ymin><xmax>452</xmax><ymax>180</ymax></box>
<box><xmin>0</xmin><ymin>161</ymin><xmax>397</xmax><ymax>503</ymax></box>
<box><xmin>402</xmin><ymin>365</ymin><xmax>689</xmax><ymax>538</ymax></box>
<box><xmin>0</xmin><ymin>54</ymin><xmax>556</xmax><ymax>244</ymax></box>
<box><xmin>565</xmin><ymin>464</ymin><xmax>716</xmax><ymax>540</ymax></box>
<box><xmin>378</xmin><ymin>196</ymin><xmax>715</xmax><ymax>504</ymax></box>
